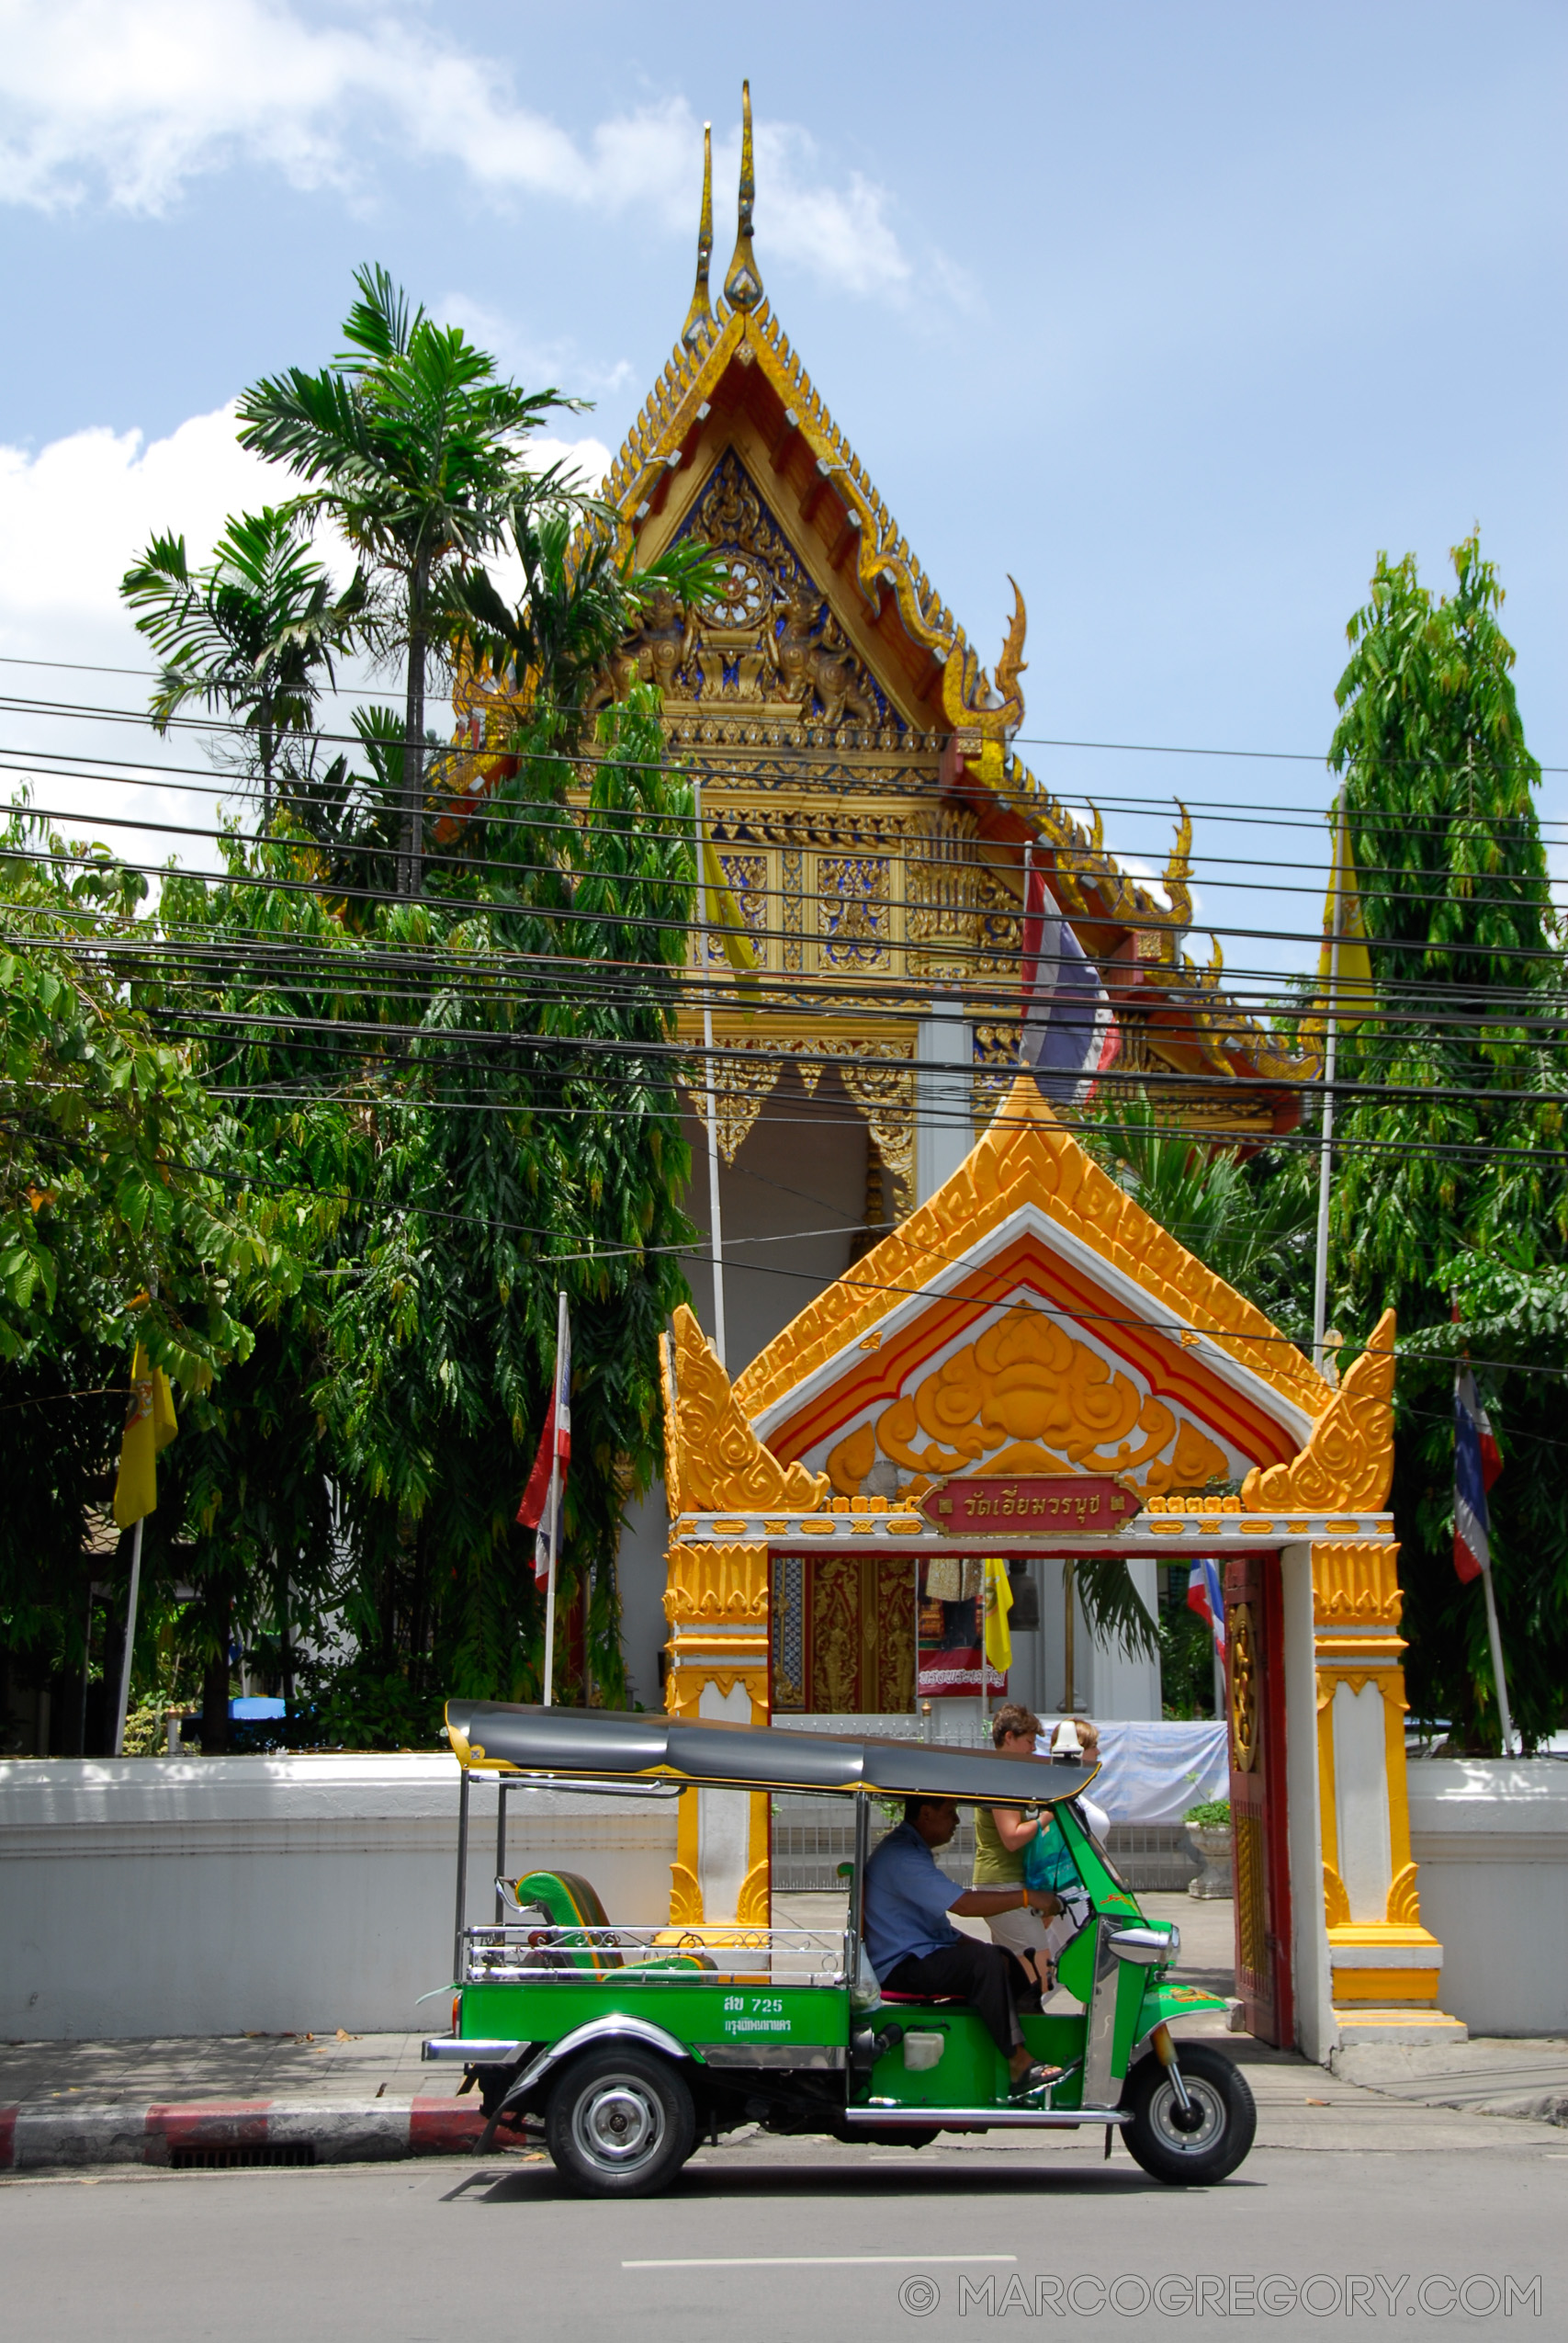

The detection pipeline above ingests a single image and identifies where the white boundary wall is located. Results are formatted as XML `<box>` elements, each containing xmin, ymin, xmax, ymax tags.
<box><xmin>0</xmin><ymin>1756</ymin><xmax>678</xmax><ymax>2041</ymax></box>
<box><xmin>1406</xmin><ymin>1758</ymin><xmax>1568</xmax><ymax>2037</ymax></box>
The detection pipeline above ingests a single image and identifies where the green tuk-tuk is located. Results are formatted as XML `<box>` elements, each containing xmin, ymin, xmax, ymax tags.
<box><xmin>423</xmin><ymin>1703</ymin><xmax>1255</xmax><ymax>2196</ymax></box>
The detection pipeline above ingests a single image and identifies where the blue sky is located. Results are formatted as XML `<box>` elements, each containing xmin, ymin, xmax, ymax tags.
<box><xmin>2</xmin><ymin>0</ymin><xmax>1563</xmax><ymax>987</ymax></box>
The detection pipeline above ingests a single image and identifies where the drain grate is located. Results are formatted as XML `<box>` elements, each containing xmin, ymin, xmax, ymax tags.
<box><xmin>168</xmin><ymin>2143</ymin><xmax>316</xmax><ymax>2169</ymax></box>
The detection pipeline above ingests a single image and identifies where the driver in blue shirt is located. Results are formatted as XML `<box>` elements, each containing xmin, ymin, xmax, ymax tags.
<box><xmin>864</xmin><ymin>1796</ymin><xmax>1063</xmax><ymax>2099</ymax></box>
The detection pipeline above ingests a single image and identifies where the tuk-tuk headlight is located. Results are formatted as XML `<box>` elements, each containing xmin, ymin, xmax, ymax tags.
<box><xmin>1109</xmin><ymin>1925</ymin><xmax>1178</xmax><ymax>1967</ymax></box>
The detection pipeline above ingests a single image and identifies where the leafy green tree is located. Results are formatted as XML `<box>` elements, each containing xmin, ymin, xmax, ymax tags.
<box><xmin>1326</xmin><ymin>535</ymin><xmax>1567</xmax><ymax>1749</ymax></box>
<box><xmin>156</xmin><ymin>689</ymin><xmax>694</xmax><ymax>1734</ymax></box>
<box><xmin>236</xmin><ymin>266</ymin><xmax>572</xmax><ymax>896</ymax></box>
<box><xmin>121</xmin><ymin>507</ymin><xmax>365</xmax><ymax>822</ymax></box>
<box><xmin>0</xmin><ymin>809</ymin><xmax>263</xmax><ymax>1742</ymax></box>
<box><xmin>13</xmin><ymin>273</ymin><xmax>707</xmax><ymax>1740</ymax></box>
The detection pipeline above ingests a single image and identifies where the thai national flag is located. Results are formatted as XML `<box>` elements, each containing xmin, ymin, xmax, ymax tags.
<box><xmin>1187</xmin><ymin>1557</ymin><xmax>1225</xmax><ymax>1654</ymax></box>
<box><xmin>1454</xmin><ymin>1364</ymin><xmax>1502</xmax><ymax>1585</ymax></box>
<box><xmin>517</xmin><ymin>1305</ymin><xmax>572</xmax><ymax>1586</ymax></box>
<box><xmin>1020</xmin><ymin>860</ymin><xmax>1122</xmax><ymax>1107</ymax></box>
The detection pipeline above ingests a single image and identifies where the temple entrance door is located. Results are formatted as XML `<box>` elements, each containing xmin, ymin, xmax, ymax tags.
<box><xmin>1223</xmin><ymin>1550</ymin><xmax>1294</xmax><ymax>2050</ymax></box>
<box><xmin>769</xmin><ymin>1554</ymin><xmax>917</xmax><ymax>1713</ymax></box>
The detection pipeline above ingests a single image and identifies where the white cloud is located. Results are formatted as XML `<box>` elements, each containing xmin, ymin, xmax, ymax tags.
<box><xmin>0</xmin><ymin>1</ymin><xmax>920</xmax><ymax>299</ymax></box>
<box><xmin>748</xmin><ymin>125</ymin><xmax>911</xmax><ymax>301</ymax></box>
<box><xmin>0</xmin><ymin>402</ymin><xmax>295</xmax><ymax>860</ymax></box>
<box><xmin>0</xmin><ymin>403</ymin><xmax>286</xmax><ymax>636</ymax></box>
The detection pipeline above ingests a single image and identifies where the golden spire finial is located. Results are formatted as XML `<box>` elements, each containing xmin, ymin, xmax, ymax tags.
<box><xmin>723</xmin><ymin>79</ymin><xmax>763</xmax><ymax>313</ymax></box>
<box><xmin>682</xmin><ymin>121</ymin><xmax>715</xmax><ymax>349</ymax></box>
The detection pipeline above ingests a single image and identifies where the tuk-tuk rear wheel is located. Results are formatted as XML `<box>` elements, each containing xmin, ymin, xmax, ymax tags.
<box><xmin>544</xmin><ymin>2045</ymin><xmax>696</xmax><ymax>2198</ymax></box>
<box><xmin>1120</xmin><ymin>2043</ymin><xmax>1257</xmax><ymax>2186</ymax></box>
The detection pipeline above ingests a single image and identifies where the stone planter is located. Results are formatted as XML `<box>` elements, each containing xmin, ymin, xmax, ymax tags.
<box><xmin>1186</xmin><ymin>1822</ymin><xmax>1234</xmax><ymax>1899</ymax></box>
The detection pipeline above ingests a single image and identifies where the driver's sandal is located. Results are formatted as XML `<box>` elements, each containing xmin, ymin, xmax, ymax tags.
<box><xmin>1009</xmin><ymin>2060</ymin><xmax>1064</xmax><ymax>2101</ymax></box>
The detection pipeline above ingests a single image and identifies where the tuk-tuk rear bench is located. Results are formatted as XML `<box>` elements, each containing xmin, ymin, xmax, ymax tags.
<box><xmin>424</xmin><ymin>1703</ymin><xmax>1255</xmax><ymax>2195</ymax></box>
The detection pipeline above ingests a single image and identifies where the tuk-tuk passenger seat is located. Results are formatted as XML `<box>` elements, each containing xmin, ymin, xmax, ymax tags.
<box><xmin>513</xmin><ymin>1869</ymin><xmax>622</xmax><ymax>1972</ymax></box>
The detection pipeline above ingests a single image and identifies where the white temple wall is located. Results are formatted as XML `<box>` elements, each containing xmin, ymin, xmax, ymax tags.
<box><xmin>619</xmin><ymin>1070</ymin><xmax>869</xmax><ymax>1703</ymax></box>
<box><xmin>677</xmin><ymin>1066</ymin><xmax>869</xmax><ymax>1372</ymax></box>
<box><xmin>1280</xmin><ymin>1540</ymin><xmax>1336</xmax><ymax>2065</ymax></box>
<box><xmin>0</xmin><ymin>1759</ymin><xmax>678</xmax><ymax>2041</ymax></box>
<box><xmin>915</xmin><ymin>1002</ymin><xmax>973</xmax><ymax>1205</ymax></box>
<box><xmin>617</xmin><ymin>1486</ymin><xmax>672</xmax><ymax>1714</ymax></box>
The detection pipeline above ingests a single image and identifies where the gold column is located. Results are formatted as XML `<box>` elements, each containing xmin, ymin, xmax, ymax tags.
<box><xmin>663</xmin><ymin>1540</ymin><xmax>772</xmax><ymax>1926</ymax></box>
<box><xmin>1312</xmin><ymin>1540</ymin><xmax>1458</xmax><ymax>2036</ymax></box>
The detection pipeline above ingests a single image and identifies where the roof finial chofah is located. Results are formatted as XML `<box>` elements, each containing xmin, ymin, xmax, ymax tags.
<box><xmin>682</xmin><ymin>120</ymin><xmax>716</xmax><ymax>350</ymax></box>
<box><xmin>723</xmin><ymin>78</ymin><xmax>763</xmax><ymax>312</ymax></box>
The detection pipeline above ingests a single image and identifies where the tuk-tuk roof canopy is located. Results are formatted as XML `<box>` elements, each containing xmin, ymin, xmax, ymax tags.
<box><xmin>446</xmin><ymin>1701</ymin><xmax>1099</xmax><ymax>1807</ymax></box>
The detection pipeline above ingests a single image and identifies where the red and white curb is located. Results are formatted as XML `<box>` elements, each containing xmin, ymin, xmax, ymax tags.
<box><xmin>0</xmin><ymin>2098</ymin><xmax>514</xmax><ymax>2172</ymax></box>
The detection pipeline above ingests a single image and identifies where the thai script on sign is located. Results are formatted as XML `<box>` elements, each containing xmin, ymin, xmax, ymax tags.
<box><xmin>920</xmin><ymin>1475</ymin><xmax>1139</xmax><ymax>1535</ymax></box>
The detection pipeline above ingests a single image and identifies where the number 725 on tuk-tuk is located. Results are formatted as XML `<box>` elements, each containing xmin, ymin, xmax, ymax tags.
<box><xmin>424</xmin><ymin>1703</ymin><xmax>1256</xmax><ymax>2197</ymax></box>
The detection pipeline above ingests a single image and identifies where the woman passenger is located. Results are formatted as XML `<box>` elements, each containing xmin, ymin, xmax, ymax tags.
<box><xmin>973</xmin><ymin>1703</ymin><xmax>1055</xmax><ymax>1993</ymax></box>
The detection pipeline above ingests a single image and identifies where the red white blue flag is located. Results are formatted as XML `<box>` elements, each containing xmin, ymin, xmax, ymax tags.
<box><xmin>1020</xmin><ymin>860</ymin><xmax>1121</xmax><ymax>1108</ymax></box>
<box><xmin>1454</xmin><ymin>1364</ymin><xmax>1501</xmax><ymax>1586</ymax></box>
<box><xmin>1186</xmin><ymin>1556</ymin><xmax>1225</xmax><ymax>1654</ymax></box>
<box><xmin>517</xmin><ymin>1302</ymin><xmax>572</xmax><ymax>1587</ymax></box>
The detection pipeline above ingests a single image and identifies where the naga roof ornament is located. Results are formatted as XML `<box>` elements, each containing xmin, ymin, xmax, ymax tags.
<box><xmin>682</xmin><ymin>122</ymin><xmax>716</xmax><ymax>351</ymax></box>
<box><xmin>722</xmin><ymin>80</ymin><xmax>764</xmax><ymax>312</ymax></box>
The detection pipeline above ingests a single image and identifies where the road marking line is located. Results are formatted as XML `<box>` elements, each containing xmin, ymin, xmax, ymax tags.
<box><xmin>623</xmin><ymin>2255</ymin><xmax>1019</xmax><ymax>2269</ymax></box>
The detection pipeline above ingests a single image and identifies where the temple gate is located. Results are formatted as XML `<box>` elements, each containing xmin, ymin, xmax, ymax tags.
<box><xmin>660</xmin><ymin>1076</ymin><xmax>1458</xmax><ymax>2060</ymax></box>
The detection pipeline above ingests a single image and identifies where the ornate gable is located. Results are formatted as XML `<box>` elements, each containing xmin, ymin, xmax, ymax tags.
<box><xmin>450</xmin><ymin>85</ymin><xmax>1314</xmax><ymax>1150</ymax></box>
<box><xmin>737</xmin><ymin>1075</ymin><xmax>1330</xmax><ymax>1494</ymax></box>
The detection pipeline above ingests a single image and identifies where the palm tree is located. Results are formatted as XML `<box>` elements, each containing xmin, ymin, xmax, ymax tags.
<box><xmin>121</xmin><ymin>507</ymin><xmax>366</xmax><ymax>824</ymax></box>
<box><xmin>236</xmin><ymin>266</ymin><xmax>572</xmax><ymax>896</ymax></box>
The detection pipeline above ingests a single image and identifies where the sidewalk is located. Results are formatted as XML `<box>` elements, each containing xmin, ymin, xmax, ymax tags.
<box><xmin>0</xmin><ymin>2029</ymin><xmax>492</xmax><ymax>2173</ymax></box>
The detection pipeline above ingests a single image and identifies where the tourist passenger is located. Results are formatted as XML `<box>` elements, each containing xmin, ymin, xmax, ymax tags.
<box><xmin>974</xmin><ymin>1703</ymin><xmax>1055</xmax><ymax>1990</ymax></box>
<box><xmin>863</xmin><ymin>1795</ymin><xmax>1063</xmax><ymax>2099</ymax></box>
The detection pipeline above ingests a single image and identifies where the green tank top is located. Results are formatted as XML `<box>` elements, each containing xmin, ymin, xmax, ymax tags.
<box><xmin>972</xmin><ymin>1805</ymin><xmax>1027</xmax><ymax>1886</ymax></box>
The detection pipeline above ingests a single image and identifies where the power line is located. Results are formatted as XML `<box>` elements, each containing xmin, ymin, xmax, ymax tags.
<box><xmin>14</xmin><ymin>1106</ymin><xmax>1565</xmax><ymax>1387</ymax></box>
<box><xmin>2</xmin><ymin>655</ymin><xmax>1566</xmax><ymax>781</ymax></box>
<box><xmin>7</xmin><ymin>779</ymin><xmax>1567</xmax><ymax>924</ymax></box>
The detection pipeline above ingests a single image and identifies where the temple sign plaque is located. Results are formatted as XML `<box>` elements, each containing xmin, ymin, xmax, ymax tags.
<box><xmin>920</xmin><ymin>1475</ymin><xmax>1140</xmax><ymax>1535</ymax></box>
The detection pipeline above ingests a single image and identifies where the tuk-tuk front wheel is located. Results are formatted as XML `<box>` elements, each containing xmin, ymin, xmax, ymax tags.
<box><xmin>1121</xmin><ymin>2043</ymin><xmax>1257</xmax><ymax>2186</ymax></box>
<box><xmin>545</xmin><ymin>2045</ymin><xmax>696</xmax><ymax>2198</ymax></box>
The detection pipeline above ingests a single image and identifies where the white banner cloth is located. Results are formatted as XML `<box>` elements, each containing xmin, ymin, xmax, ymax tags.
<box><xmin>1034</xmin><ymin>1720</ymin><xmax>1229</xmax><ymax>1825</ymax></box>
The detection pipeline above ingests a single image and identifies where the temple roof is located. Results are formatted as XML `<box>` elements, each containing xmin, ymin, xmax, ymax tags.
<box><xmin>581</xmin><ymin>94</ymin><xmax>1303</xmax><ymax>1108</ymax></box>
<box><xmin>447</xmin><ymin>86</ymin><xmax>1313</xmax><ymax>1138</ymax></box>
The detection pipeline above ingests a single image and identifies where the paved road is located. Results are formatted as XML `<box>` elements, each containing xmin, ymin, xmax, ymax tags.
<box><xmin>5</xmin><ymin>2086</ymin><xmax>1565</xmax><ymax>2343</ymax></box>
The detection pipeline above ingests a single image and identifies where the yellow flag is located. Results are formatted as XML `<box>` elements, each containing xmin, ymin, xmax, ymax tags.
<box><xmin>983</xmin><ymin>1556</ymin><xmax>1013</xmax><ymax>1677</ymax></box>
<box><xmin>112</xmin><ymin>1342</ymin><xmax>178</xmax><ymax>1529</ymax></box>
<box><xmin>1317</xmin><ymin>817</ymin><xmax>1375</xmax><ymax>1027</ymax></box>
<box><xmin>699</xmin><ymin>821</ymin><xmax>761</xmax><ymax>999</ymax></box>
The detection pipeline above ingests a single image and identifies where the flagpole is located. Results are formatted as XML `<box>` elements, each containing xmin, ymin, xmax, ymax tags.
<box><xmin>111</xmin><ymin>1516</ymin><xmax>143</xmax><ymax>1760</ymax></box>
<box><xmin>1479</xmin><ymin>1562</ymin><xmax>1517</xmax><ymax>1759</ymax></box>
<box><xmin>1312</xmin><ymin>793</ymin><xmax>1346</xmax><ymax>1374</ymax></box>
<box><xmin>1455</xmin><ymin>1319</ymin><xmax>1517</xmax><ymax>1758</ymax></box>
<box><xmin>693</xmin><ymin>779</ymin><xmax>728</xmax><ymax>1369</ymax></box>
<box><xmin>541</xmin><ymin>1286</ymin><xmax>567</xmax><ymax>1709</ymax></box>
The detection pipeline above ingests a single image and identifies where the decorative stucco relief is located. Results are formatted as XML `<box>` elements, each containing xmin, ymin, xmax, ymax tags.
<box><xmin>667</xmin><ymin>1306</ymin><xmax>829</xmax><ymax>1512</ymax></box>
<box><xmin>1242</xmin><ymin>1310</ymin><xmax>1396</xmax><ymax>1514</ymax></box>
<box><xmin>822</xmin><ymin>1313</ymin><xmax>1230</xmax><ymax>1498</ymax></box>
